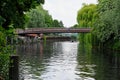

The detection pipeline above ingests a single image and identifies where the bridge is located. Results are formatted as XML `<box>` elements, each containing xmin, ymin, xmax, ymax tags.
<box><xmin>16</xmin><ymin>28</ymin><xmax>91</xmax><ymax>35</ymax></box>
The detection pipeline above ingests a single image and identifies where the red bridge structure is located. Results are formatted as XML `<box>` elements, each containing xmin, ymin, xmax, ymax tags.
<box><xmin>16</xmin><ymin>28</ymin><xmax>91</xmax><ymax>35</ymax></box>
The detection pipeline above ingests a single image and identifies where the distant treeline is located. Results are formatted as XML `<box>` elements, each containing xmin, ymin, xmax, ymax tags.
<box><xmin>26</xmin><ymin>5</ymin><xmax>64</xmax><ymax>28</ymax></box>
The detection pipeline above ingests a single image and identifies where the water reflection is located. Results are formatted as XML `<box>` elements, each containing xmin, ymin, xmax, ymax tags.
<box><xmin>91</xmin><ymin>49</ymin><xmax>120</xmax><ymax>80</ymax></box>
<box><xmin>17</xmin><ymin>41</ymin><xmax>54</xmax><ymax>80</ymax></box>
<box><xmin>40</xmin><ymin>42</ymin><xmax>79</xmax><ymax>80</ymax></box>
<box><xmin>17</xmin><ymin>41</ymin><xmax>120</xmax><ymax>80</ymax></box>
<box><xmin>77</xmin><ymin>43</ymin><xmax>120</xmax><ymax>80</ymax></box>
<box><xmin>17</xmin><ymin>41</ymin><xmax>79</xmax><ymax>80</ymax></box>
<box><xmin>76</xmin><ymin>43</ymin><xmax>96</xmax><ymax>80</ymax></box>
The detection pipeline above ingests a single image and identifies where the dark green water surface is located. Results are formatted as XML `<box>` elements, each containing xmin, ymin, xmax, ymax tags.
<box><xmin>16</xmin><ymin>41</ymin><xmax>120</xmax><ymax>80</ymax></box>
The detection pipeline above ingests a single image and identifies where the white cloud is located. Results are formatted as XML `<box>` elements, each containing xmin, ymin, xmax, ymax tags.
<box><xmin>43</xmin><ymin>0</ymin><xmax>97</xmax><ymax>27</ymax></box>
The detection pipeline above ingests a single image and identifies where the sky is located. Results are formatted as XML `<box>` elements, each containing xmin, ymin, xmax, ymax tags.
<box><xmin>43</xmin><ymin>0</ymin><xmax>98</xmax><ymax>27</ymax></box>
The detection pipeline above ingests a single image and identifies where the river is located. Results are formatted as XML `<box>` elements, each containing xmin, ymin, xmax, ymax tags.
<box><xmin>16</xmin><ymin>41</ymin><xmax>120</xmax><ymax>80</ymax></box>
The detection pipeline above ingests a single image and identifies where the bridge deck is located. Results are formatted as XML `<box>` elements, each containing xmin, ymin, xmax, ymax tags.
<box><xmin>16</xmin><ymin>28</ymin><xmax>91</xmax><ymax>35</ymax></box>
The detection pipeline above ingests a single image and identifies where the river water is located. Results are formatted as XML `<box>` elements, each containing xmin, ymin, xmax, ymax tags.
<box><xmin>16</xmin><ymin>41</ymin><xmax>120</xmax><ymax>80</ymax></box>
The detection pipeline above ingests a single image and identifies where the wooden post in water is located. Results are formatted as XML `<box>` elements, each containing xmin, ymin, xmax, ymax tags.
<box><xmin>9</xmin><ymin>55</ymin><xmax>19</xmax><ymax>80</ymax></box>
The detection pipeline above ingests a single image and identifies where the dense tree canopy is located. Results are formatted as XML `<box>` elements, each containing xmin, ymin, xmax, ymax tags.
<box><xmin>76</xmin><ymin>0</ymin><xmax>120</xmax><ymax>48</ymax></box>
<box><xmin>52</xmin><ymin>20</ymin><xmax>64</xmax><ymax>27</ymax></box>
<box><xmin>77</xmin><ymin>4</ymin><xmax>98</xmax><ymax>28</ymax></box>
<box><xmin>26</xmin><ymin>6</ymin><xmax>64</xmax><ymax>28</ymax></box>
<box><xmin>26</xmin><ymin>6</ymin><xmax>49</xmax><ymax>28</ymax></box>
<box><xmin>95</xmin><ymin>0</ymin><xmax>120</xmax><ymax>43</ymax></box>
<box><xmin>0</xmin><ymin>0</ymin><xmax>44</xmax><ymax>29</ymax></box>
<box><xmin>77</xmin><ymin>4</ymin><xmax>98</xmax><ymax>45</ymax></box>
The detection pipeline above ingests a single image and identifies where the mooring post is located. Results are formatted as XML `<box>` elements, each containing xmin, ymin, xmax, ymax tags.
<box><xmin>9</xmin><ymin>55</ymin><xmax>19</xmax><ymax>80</ymax></box>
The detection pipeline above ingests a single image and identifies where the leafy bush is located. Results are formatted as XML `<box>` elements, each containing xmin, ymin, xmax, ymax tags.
<box><xmin>0</xmin><ymin>54</ymin><xmax>10</xmax><ymax>80</ymax></box>
<box><xmin>0</xmin><ymin>26</ymin><xmax>13</xmax><ymax>80</ymax></box>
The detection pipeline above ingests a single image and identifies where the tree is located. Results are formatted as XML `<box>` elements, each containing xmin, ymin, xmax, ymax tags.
<box><xmin>26</xmin><ymin>6</ymin><xmax>47</xmax><ymax>28</ymax></box>
<box><xmin>94</xmin><ymin>0</ymin><xmax>120</xmax><ymax>48</ymax></box>
<box><xmin>44</xmin><ymin>11</ymin><xmax>54</xmax><ymax>27</ymax></box>
<box><xmin>77</xmin><ymin>4</ymin><xmax>98</xmax><ymax>45</ymax></box>
<box><xmin>53</xmin><ymin>20</ymin><xmax>64</xmax><ymax>27</ymax></box>
<box><xmin>26</xmin><ymin>6</ymin><xmax>64</xmax><ymax>28</ymax></box>
<box><xmin>59</xmin><ymin>21</ymin><xmax>64</xmax><ymax>27</ymax></box>
<box><xmin>0</xmin><ymin>1</ymin><xmax>44</xmax><ymax>79</ymax></box>
<box><xmin>0</xmin><ymin>0</ymin><xmax>44</xmax><ymax>29</ymax></box>
<box><xmin>77</xmin><ymin>4</ymin><xmax>98</xmax><ymax>28</ymax></box>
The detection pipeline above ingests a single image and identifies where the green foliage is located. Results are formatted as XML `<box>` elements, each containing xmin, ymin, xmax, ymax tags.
<box><xmin>0</xmin><ymin>27</ymin><xmax>10</xmax><ymax>53</ymax></box>
<box><xmin>113</xmin><ymin>40</ymin><xmax>120</xmax><ymax>49</ymax></box>
<box><xmin>0</xmin><ymin>0</ymin><xmax>44</xmax><ymax>29</ymax></box>
<box><xmin>0</xmin><ymin>54</ymin><xmax>10</xmax><ymax>80</ymax></box>
<box><xmin>77</xmin><ymin>4</ymin><xmax>98</xmax><ymax>28</ymax></box>
<box><xmin>53</xmin><ymin>20</ymin><xmax>64</xmax><ymax>27</ymax></box>
<box><xmin>59</xmin><ymin>21</ymin><xmax>64</xmax><ymax>27</ymax></box>
<box><xmin>0</xmin><ymin>16</ymin><xmax>5</xmax><ymax>26</ymax></box>
<box><xmin>26</xmin><ymin>5</ymin><xmax>64</xmax><ymax>28</ymax></box>
<box><xmin>26</xmin><ymin>6</ymin><xmax>46</xmax><ymax>28</ymax></box>
<box><xmin>0</xmin><ymin>27</ymin><xmax>10</xmax><ymax>79</ymax></box>
<box><xmin>1</xmin><ymin>25</ymin><xmax>16</xmax><ymax>46</ymax></box>
<box><xmin>94</xmin><ymin>0</ymin><xmax>120</xmax><ymax>48</ymax></box>
<box><xmin>0</xmin><ymin>26</ymin><xmax>15</xmax><ymax>79</ymax></box>
<box><xmin>72</xmin><ymin>24</ymin><xmax>79</xmax><ymax>28</ymax></box>
<box><xmin>77</xmin><ymin>4</ymin><xmax>98</xmax><ymax>46</ymax></box>
<box><xmin>0</xmin><ymin>0</ymin><xmax>44</xmax><ymax>79</ymax></box>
